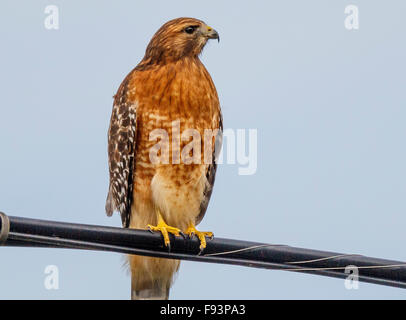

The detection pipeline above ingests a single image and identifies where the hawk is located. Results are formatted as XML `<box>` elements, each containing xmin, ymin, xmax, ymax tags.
<box><xmin>105</xmin><ymin>17</ymin><xmax>222</xmax><ymax>299</ymax></box>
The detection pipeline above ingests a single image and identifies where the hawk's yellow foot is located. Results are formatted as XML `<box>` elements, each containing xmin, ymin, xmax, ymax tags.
<box><xmin>185</xmin><ymin>223</ymin><xmax>214</xmax><ymax>251</ymax></box>
<box><xmin>147</xmin><ymin>212</ymin><xmax>181</xmax><ymax>247</ymax></box>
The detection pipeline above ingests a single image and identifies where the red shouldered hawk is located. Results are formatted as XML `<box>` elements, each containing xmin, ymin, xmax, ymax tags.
<box><xmin>106</xmin><ymin>17</ymin><xmax>222</xmax><ymax>300</ymax></box>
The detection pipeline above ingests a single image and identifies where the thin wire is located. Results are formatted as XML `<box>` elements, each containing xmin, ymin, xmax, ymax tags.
<box><xmin>279</xmin><ymin>264</ymin><xmax>406</xmax><ymax>273</ymax></box>
<box><xmin>203</xmin><ymin>244</ymin><xmax>286</xmax><ymax>256</ymax></box>
<box><xmin>204</xmin><ymin>244</ymin><xmax>406</xmax><ymax>272</ymax></box>
<box><xmin>8</xmin><ymin>232</ymin><xmax>177</xmax><ymax>259</ymax></box>
<box><xmin>285</xmin><ymin>254</ymin><xmax>363</xmax><ymax>265</ymax></box>
<box><xmin>203</xmin><ymin>245</ymin><xmax>365</xmax><ymax>268</ymax></box>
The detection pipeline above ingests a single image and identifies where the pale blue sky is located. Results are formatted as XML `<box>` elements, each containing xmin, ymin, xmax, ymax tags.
<box><xmin>1</xmin><ymin>0</ymin><xmax>406</xmax><ymax>299</ymax></box>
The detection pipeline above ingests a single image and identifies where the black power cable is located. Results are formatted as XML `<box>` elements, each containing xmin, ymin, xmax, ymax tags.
<box><xmin>1</xmin><ymin>213</ymin><xmax>406</xmax><ymax>289</ymax></box>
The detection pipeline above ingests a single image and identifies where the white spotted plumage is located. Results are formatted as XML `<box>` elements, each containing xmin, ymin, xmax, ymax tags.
<box><xmin>105</xmin><ymin>95</ymin><xmax>138</xmax><ymax>227</ymax></box>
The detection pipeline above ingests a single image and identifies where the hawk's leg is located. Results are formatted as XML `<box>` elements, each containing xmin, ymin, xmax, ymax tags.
<box><xmin>147</xmin><ymin>210</ymin><xmax>182</xmax><ymax>248</ymax></box>
<box><xmin>185</xmin><ymin>223</ymin><xmax>214</xmax><ymax>251</ymax></box>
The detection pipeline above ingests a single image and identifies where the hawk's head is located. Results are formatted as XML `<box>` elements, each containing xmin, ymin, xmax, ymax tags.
<box><xmin>141</xmin><ymin>17</ymin><xmax>219</xmax><ymax>65</ymax></box>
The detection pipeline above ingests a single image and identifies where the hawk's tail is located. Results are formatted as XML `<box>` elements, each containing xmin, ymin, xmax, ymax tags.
<box><xmin>131</xmin><ymin>282</ymin><xmax>169</xmax><ymax>300</ymax></box>
<box><xmin>129</xmin><ymin>255</ymin><xmax>179</xmax><ymax>300</ymax></box>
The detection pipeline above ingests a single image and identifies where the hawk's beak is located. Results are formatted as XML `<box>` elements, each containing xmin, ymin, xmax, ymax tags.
<box><xmin>205</xmin><ymin>26</ymin><xmax>220</xmax><ymax>42</ymax></box>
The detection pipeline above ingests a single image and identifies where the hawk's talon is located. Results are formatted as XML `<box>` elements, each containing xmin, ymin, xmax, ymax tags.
<box><xmin>185</xmin><ymin>224</ymin><xmax>213</xmax><ymax>251</ymax></box>
<box><xmin>147</xmin><ymin>213</ymin><xmax>181</xmax><ymax>248</ymax></box>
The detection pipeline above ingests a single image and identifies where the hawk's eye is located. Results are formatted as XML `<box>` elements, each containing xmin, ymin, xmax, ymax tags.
<box><xmin>184</xmin><ymin>26</ymin><xmax>197</xmax><ymax>34</ymax></box>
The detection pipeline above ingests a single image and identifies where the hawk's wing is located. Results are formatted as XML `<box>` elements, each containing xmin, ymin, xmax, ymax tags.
<box><xmin>105</xmin><ymin>77</ymin><xmax>137</xmax><ymax>228</ymax></box>
<box><xmin>196</xmin><ymin>113</ymin><xmax>223</xmax><ymax>225</ymax></box>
